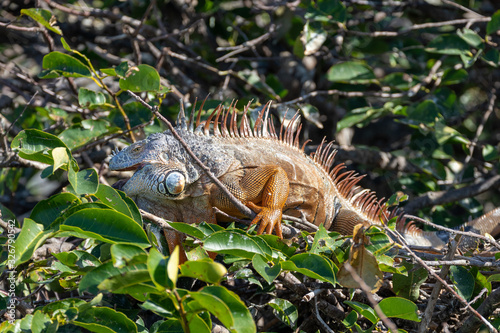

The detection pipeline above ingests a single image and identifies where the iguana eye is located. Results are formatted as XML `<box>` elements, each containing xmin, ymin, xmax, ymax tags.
<box><xmin>164</xmin><ymin>171</ymin><xmax>185</xmax><ymax>195</ymax></box>
<box><xmin>131</xmin><ymin>144</ymin><xmax>143</xmax><ymax>154</ymax></box>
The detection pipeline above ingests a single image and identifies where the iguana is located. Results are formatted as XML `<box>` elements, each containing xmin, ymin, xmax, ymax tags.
<box><xmin>109</xmin><ymin>101</ymin><xmax>500</xmax><ymax>256</ymax></box>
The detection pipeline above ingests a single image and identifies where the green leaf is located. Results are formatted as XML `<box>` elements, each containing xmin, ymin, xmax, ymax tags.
<box><xmin>326</xmin><ymin>61</ymin><xmax>375</xmax><ymax>83</ymax></box>
<box><xmin>51</xmin><ymin>147</ymin><xmax>71</xmax><ymax>173</ymax></box>
<box><xmin>487</xmin><ymin>274</ymin><xmax>500</xmax><ymax>283</ymax></box>
<box><xmin>310</xmin><ymin>224</ymin><xmax>330</xmax><ymax>254</ymax></box>
<box><xmin>180</xmin><ymin>259</ymin><xmax>227</xmax><ymax>284</ymax></box>
<box><xmin>78</xmin><ymin>88</ymin><xmax>107</xmax><ymax>109</ymax></box>
<box><xmin>11</xmin><ymin>129</ymin><xmax>69</xmax><ymax>165</ymax></box>
<box><xmin>336</xmin><ymin>106</ymin><xmax>389</xmax><ymax>131</ymax></box>
<box><xmin>342</xmin><ymin>310</ymin><xmax>358</xmax><ymax>328</ymax></box>
<box><xmin>68</xmin><ymin>168</ymin><xmax>99</xmax><ymax>195</ymax></box>
<box><xmin>435</xmin><ymin>121</ymin><xmax>470</xmax><ymax>145</ymax></box>
<box><xmin>59</xmin><ymin>119</ymin><xmax>112</xmax><ymax>150</ymax></box>
<box><xmin>237</xmin><ymin>69</ymin><xmax>278</xmax><ymax>99</ymax></box>
<box><xmin>300</xmin><ymin>104</ymin><xmax>323</xmax><ymax>128</ymax></box>
<box><xmin>482</xmin><ymin>48</ymin><xmax>499</xmax><ymax>67</ymax></box>
<box><xmin>115</xmin><ymin>61</ymin><xmax>129</xmax><ymax>78</ymax></box>
<box><xmin>79</xmin><ymin>262</ymin><xmax>147</xmax><ymax>294</ymax></box>
<box><xmin>148</xmin><ymin>247</ymin><xmax>177</xmax><ymax>290</ymax></box>
<box><xmin>60</xmin><ymin>36</ymin><xmax>72</xmax><ymax>52</ymax></box>
<box><xmin>407</xmin><ymin>100</ymin><xmax>439</xmax><ymax>125</ymax></box>
<box><xmin>52</xmin><ymin>250</ymin><xmax>101</xmax><ymax>272</ymax></box>
<box><xmin>441</xmin><ymin>69</ymin><xmax>468</xmax><ymax>85</ymax></box>
<box><xmin>167</xmin><ymin>246</ymin><xmax>180</xmax><ymax>286</ymax></box>
<box><xmin>483</xmin><ymin>144</ymin><xmax>499</xmax><ymax>161</ymax></box>
<box><xmin>98</xmin><ymin>270</ymin><xmax>156</xmax><ymax>298</ymax></box>
<box><xmin>450</xmin><ymin>266</ymin><xmax>474</xmax><ymax>301</ymax></box>
<box><xmin>257</xmin><ymin>234</ymin><xmax>297</xmax><ymax>258</ymax></box>
<box><xmin>155</xmin><ymin>319</ymin><xmax>184</xmax><ymax>332</ymax></box>
<box><xmin>378</xmin><ymin>297</ymin><xmax>421</xmax><ymax>322</ymax></box>
<box><xmin>119</xmin><ymin>64</ymin><xmax>160</xmax><ymax>92</ymax></box>
<box><xmin>344</xmin><ymin>301</ymin><xmax>378</xmax><ymax>324</ymax></box>
<box><xmin>457</xmin><ymin>28</ymin><xmax>484</xmax><ymax>48</ymax></box>
<box><xmin>110</xmin><ymin>244</ymin><xmax>148</xmax><ymax>268</ymax></box>
<box><xmin>252</xmin><ymin>254</ymin><xmax>281</xmax><ymax>284</ymax></box>
<box><xmin>393</xmin><ymin>263</ymin><xmax>428</xmax><ymax>301</ymax></box>
<box><xmin>426</xmin><ymin>34</ymin><xmax>471</xmax><ymax>55</ymax></box>
<box><xmin>100</xmin><ymin>68</ymin><xmax>117</xmax><ymax>76</ymax></box>
<box><xmin>190</xmin><ymin>286</ymin><xmax>256</xmax><ymax>333</ymax></box>
<box><xmin>268</xmin><ymin>298</ymin><xmax>298</xmax><ymax>328</ymax></box>
<box><xmin>487</xmin><ymin>10</ymin><xmax>500</xmax><ymax>35</ymax></box>
<box><xmin>31</xmin><ymin>310</ymin><xmax>57</xmax><ymax>333</ymax></box>
<box><xmin>40</xmin><ymin>51</ymin><xmax>92</xmax><ymax>78</ymax></box>
<box><xmin>29</xmin><ymin>192</ymin><xmax>80</xmax><ymax>229</ymax></box>
<box><xmin>94</xmin><ymin>184</ymin><xmax>142</xmax><ymax>224</ymax></box>
<box><xmin>282</xmin><ymin>253</ymin><xmax>336</xmax><ymax>285</ymax></box>
<box><xmin>73</xmin><ymin>307</ymin><xmax>138</xmax><ymax>333</ymax></box>
<box><xmin>168</xmin><ymin>221</ymin><xmax>209</xmax><ymax>240</ymax></box>
<box><xmin>20</xmin><ymin>8</ymin><xmax>62</xmax><ymax>35</ymax></box>
<box><xmin>12</xmin><ymin>218</ymin><xmax>53</xmax><ymax>266</ymax></box>
<box><xmin>305</xmin><ymin>0</ymin><xmax>346</xmax><ymax>23</ymax></box>
<box><xmin>187</xmin><ymin>313</ymin><xmax>212</xmax><ymax>333</ymax></box>
<box><xmin>300</xmin><ymin>21</ymin><xmax>327</xmax><ymax>56</ymax></box>
<box><xmin>203</xmin><ymin>230</ymin><xmax>273</xmax><ymax>260</ymax></box>
<box><xmin>61</xmin><ymin>208</ymin><xmax>150</xmax><ymax>248</ymax></box>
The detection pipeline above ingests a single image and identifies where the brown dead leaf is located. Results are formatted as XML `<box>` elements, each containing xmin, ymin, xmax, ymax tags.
<box><xmin>337</xmin><ymin>224</ymin><xmax>383</xmax><ymax>292</ymax></box>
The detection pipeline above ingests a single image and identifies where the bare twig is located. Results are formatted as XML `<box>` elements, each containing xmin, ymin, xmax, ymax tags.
<box><xmin>216</xmin><ymin>24</ymin><xmax>276</xmax><ymax>62</ymax></box>
<box><xmin>280</xmin><ymin>89</ymin><xmax>405</xmax><ymax>106</ymax></box>
<box><xmin>346</xmin><ymin>17</ymin><xmax>491</xmax><ymax>37</ymax></box>
<box><xmin>387</xmin><ymin>226</ymin><xmax>498</xmax><ymax>333</ymax></box>
<box><xmin>342</xmin><ymin>262</ymin><xmax>399</xmax><ymax>332</ymax></box>
<box><xmin>458</xmin><ymin>287</ymin><xmax>500</xmax><ymax>333</ymax></box>
<box><xmin>404</xmin><ymin>174</ymin><xmax>500</xmax><ymax>214</ymax></box>
<box><xmin>461</xmin><ymin>89</ymin><xmax>496</xmax><ymax>180</ymax></box>
<box><xmin>6</xmin><ymin>91</ymin><xmax>38</xmax><ymax>136</ymax></box>
<box><xmin>139</xmin><ymin>209</ymin><xmax>176</xmax><ymax>231</ymax></box>
<box><xmin>418</xmin><ymin>236</ymin><xmax>460</xmax><ymax>333</ymax></box>
<box><xmin>312</xmin><ymin>296</ymin><xmax>335</xmax><ymax>333</ymax></box>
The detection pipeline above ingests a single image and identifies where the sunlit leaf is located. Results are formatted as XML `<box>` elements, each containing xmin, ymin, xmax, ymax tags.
<box><xmin>21</xmin><ymin>8</ymin><xmax>62</xmax><ymax>34</ymax></box>
<box><xmin>119</xmin><ymin>64</ymin><xmax>160</xmax><ymax>92</ymax></box>
<box><xmin>378</xmin><ymin>297</ymin><xmax>420</xmax><ymax>322</ymax></box>
<box><xmin>40</xmin><ymin>51</ymin><xmax>91</xmax><ymax>78</ymax></box>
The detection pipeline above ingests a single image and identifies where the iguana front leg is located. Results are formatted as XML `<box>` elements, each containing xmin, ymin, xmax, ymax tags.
<box><xmin>213</xmin><ymin>165</ymin><xmax>289</xmax><ymax>238</ymax></box>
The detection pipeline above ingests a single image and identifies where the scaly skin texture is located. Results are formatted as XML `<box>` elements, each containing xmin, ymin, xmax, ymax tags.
<box><xmin>109</xmin><ymin>102</ymin><xmax>500</xmax><ymax>256</ymax></box>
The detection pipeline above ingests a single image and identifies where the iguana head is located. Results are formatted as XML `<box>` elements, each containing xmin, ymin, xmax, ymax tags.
<box><xmin>109</xmin><ymin>131</ymin><xmax>202</xmax><ymax>199</ymax></box>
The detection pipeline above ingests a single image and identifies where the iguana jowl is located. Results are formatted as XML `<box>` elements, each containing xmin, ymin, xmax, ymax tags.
<box><xmin>109</xmin><ymin>102</ymin><xmax>500</xmax><ymax>255</ymax></box>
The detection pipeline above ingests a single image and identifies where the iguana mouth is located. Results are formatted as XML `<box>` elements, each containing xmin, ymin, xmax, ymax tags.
<box><xmin>114</xmin><ymin>163</ymin><xmax>145</xmax><ymax>172</ymax></box>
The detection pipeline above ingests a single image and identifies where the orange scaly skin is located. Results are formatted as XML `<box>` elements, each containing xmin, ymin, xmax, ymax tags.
<box><xmin>109</xmin><ymin>101</ymin><xmax>500</xmax><ymax>258</ymax></box>
<box><xmin>212</xmin><ymin>165</ymin><xmax>289</xmax><ymax>237</ymax></box>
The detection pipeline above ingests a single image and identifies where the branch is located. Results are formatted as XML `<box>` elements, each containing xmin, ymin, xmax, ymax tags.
<box><xmin>458</xmin><ymin>287</ymin><xmax>500</xmax><ymax>333</ymax></box>
<box><xmin>386</xmin><ymin>225</ymin><xmax>498</xmax><ymax>333</ymax></box>
<box><xmin>418</xmin><ymin>235</ymin><xmax>460</xmax><ymax>333</ymax></box>
<box><xmin>342</xmin><ymin>262</ymin><xmax>399</xmax><ymax>332</ymax></box>
<box><xmin>404</xmin><ymin>174</ymin><xmax>500</xmax><ymax>214</ymax></box>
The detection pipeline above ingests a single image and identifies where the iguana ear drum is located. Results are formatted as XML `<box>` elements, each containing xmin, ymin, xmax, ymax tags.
<box><xmin>162</xmin><ymin>171</ymin><xmax>185</xmax><ymax>196</ymax></box>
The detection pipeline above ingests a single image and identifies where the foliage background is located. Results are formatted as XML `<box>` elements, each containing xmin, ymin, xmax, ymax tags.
<box><xmin>1</xmin><ymin>0</ymin><xmax>500</xmax><ymax>332</ymax></box>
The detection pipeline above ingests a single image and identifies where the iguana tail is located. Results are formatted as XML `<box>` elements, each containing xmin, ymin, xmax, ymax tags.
<box><xmin>399</xmin><ymin>207</ymin><xmax>500</xmax><ymax>250</ymax></box>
